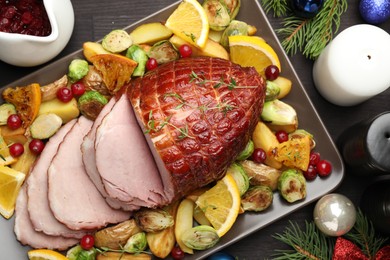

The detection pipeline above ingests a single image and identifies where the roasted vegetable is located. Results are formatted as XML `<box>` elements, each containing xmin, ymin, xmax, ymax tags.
<box><xmin>68</xmin><ymin>59</ymin><xmax>89</xmax><ymax>83</ymax></box>
<box><xmin>203</xmin><ymin>0</ymin><xmax>231</xmax><ymax>31</ymax></box>
<box><xmin>83</xmin><ymin>42</ymin><xmax>111</xmax><ymax>63</ymax></box>
<box><xmin>241</xmin><ymin>185</ymin><xmax>273</xmax><ymax>212</ymax></box>
<box><xmin>38</xmin><ymin>98</ymin><xmax>79</xmax><ymax>124</ymax></box>
<box><xmin>102</xmin><ymin>29</ymin><xmax>133</xmax><ymax>53</ymax></box>
<box><xmin>273</xmin><ymin>76</ymin><xmax>292</xmax><ymax>99</ymax></box>
<box><xmin>265</xmin><ymin>80</ymin><xmax>281</xmax><ymax>102</ymax></box>
<box><xmin>261</xmin><ymin>99</ymin><xmax>298</xmax><ymax>133</ymax></box>
<box><xmin>81</xmin><ymin>66</ymin><xmax>110</xmax><ymax>96</ymax></box>
<box><xmin>67</xmin><ymin>245</ymin><xmax>97</xmax><ymax>260</ymax></box>
<box><xmin>222</xmin><ymin>0</ymin><xmax>241</xmax><ymax>19</ymax></box>
<box><xmin>2</xmin><ymin>83</ymin><xmax>41</xmax><ymax>128</ymax></box>
<box><xmin>220</xmin><ymin>20</ymin><xmax>248</xmax><ymax>48</ymax></box>
<box><xmin>181</xmin><ymin>225</ymin><xmax>220</xmax><ymax>250</ymax></box>
<box><xmin>278</xmin><ymin>169</ymin><xmax>307</xmax><ymax>203</ymax></box>
<box><xmin>30</xmin><ymin>113</ymin><xmax>62</xmax><ymax>139</ymax></box>
<box><xmin>96</xmin><ymin>252</ymin><xmax>151</xmax><ymax>260</ymax></box>
<box><xmin>40</xmin><ymin>75</ymin><xmax>68</xmax><ymax>102</ymax></box>
<box><xmin>129</xmin><ymin>22</ymin><xmax>173</xmax><ymax>45</ymax></box>
<box><xmin>240</xmin><ymin>160</ymin><xmax>281</xmax><ymax>190</ymax></box>
<box><xmin>175</xmin><ymin>198</ymin><xmax>195</xmax><ymax>254</ymax></box>
<box><xmin>236</xmin><ymin>139</ymin><xmax>254</xmax><ymax>161</ymax></box>
<box><xmin>148</xmin><ymin>40</ymin><xmax>179</xmax><ymax>64</ymax></box>
<box><xmin>124</xmin><ymin>232</ymin><xmax>147</xmax><ymax>253</ymax></box>
<box><xmin>0</xmin><ymin>103</ymin><xmax>16</xmax><ymax>125</ymax></box>
<box><xmin>134</xmin><ymin>208</ymin><xmax>174</xmax><ymax>233</ymax></box>
<box><xmin>226</xmin><ymin>163</ymin><xmax>249</xmax><ymax>196</ymax></box>
<box><xmin>289</xmin><ymin>129</ymin><xmax>316</xmax><ymax>149</ymax></box>
<box><xmin>94</xmin><ymin>219</ymin><xmax>142</xmax><ymax>250</ymax></box>
<box><xmin>126</xmin><ymin>45</ymin><xmax>148</xmax><ymax>77</ymax></box>
<box><xmin>274</xmin><ymin>135</ymin><xmax>311</xmax><ymax>171</ymax></box>
<box><xmin>78</xmin><ymin>91</ymin><xmax>108</xmax><ymax>120</ymax></box>
<box><xmin>193</xmin><ymin>206</ymin><xmax>211</xmax><ymax>226</ymax></box>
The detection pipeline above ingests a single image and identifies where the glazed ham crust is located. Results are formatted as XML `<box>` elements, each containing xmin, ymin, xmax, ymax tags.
<box><xmin>129</xmin><ymin>57</ymin><xmax>266</xmax><ymax>200</ymax></box>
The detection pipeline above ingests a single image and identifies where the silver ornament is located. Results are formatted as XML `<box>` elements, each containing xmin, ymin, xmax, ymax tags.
<box><xmin>313</xmin><ymin>193</ymin><xmax>356</xmax><ymax>236</ymax></box>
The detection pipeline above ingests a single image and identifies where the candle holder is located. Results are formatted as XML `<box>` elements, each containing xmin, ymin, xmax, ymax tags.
<box><xmin>313</xmin><ymin>24</ymin><xmax>390</xmax><ymax>106</ymax></box>
<box><xmin>337</xmin><ymin>112</ymin><xmax>390</xmax><ymax>176</ymax></box>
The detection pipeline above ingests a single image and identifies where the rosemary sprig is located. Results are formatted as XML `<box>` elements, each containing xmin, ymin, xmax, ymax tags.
<box><xmin>189</xmin><ymin>71</ymin><xmax>257</xmax><ymax>90</ymax></box>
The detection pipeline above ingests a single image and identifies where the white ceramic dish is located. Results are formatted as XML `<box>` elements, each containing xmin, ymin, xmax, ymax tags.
<box><xmin>0</xmin><ymin>0</ymin><xmax>74</xmax><ymax>67</ymax></box>
<box><xmin>0</xmin><ymin>1</ymin><xmax>344</xmax><ymax>259</ymax></box>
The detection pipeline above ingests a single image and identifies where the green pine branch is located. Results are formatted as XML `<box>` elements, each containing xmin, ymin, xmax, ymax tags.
<box><xmin>261</xmin><ymin>0</ymin><xmax>348</xmax><ymax>60</ymax></box>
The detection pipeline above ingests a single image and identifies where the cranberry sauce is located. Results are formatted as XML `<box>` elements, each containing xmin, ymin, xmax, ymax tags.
<box><xmin>0</xmin><ymin>0</ymin><xmax>51</xmax><ymax>36</ymax></box>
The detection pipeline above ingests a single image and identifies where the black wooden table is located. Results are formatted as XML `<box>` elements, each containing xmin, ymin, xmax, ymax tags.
<box><xmin>1</xmin><ymin>1</ymin><xmax>389</xmax><ymax>259</ymax></box>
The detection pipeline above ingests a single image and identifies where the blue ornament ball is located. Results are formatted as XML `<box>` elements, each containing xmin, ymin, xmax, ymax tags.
<box><xmin>207</xmin><ymin>251</ymin><xmax>235</xmax><ymax>260</ymax></box>
<box><xmin>291</xmin><ymin>0</ymin><xmax>325</xmax><ymax>18</ymax></box>
<box><xmin>359</xmin><ymin>0</ymin><xmax>390</xmax><ymax>24</ymax></box>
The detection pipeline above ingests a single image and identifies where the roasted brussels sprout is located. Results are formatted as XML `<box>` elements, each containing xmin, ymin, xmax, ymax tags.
<box><xmin>102</xmin><ymin>29</ymin><xmax>133</xmax><ymax>53</ymax></box>
<box><xmin>203</xmin><ymin>0</ymin><xmax>231</xmax><ymax>31</ymax></box>
<box><xmin>148</xmin><ymin>40</ymin><xmax>179</xmax><ymax>64</ymax></box>
<box><xmin>241</xmin><ymin>185</ymin><xmax>273</xmax><ymax>212</ymax></box>
<box><xmin>134</xmin><ymin>208</ymin><xmax>174</xmax><ymax>233</ymax></box>
<box><xmin>260</xmin><ymin>99</ymin><xmax>298</xmax><ymax>133</ymax></box>
<box><xmin>222</xmin><ymin>0</ymin><xmax>241</xmax><ymax>19</ymax></box>
<box><xmin>67</xmin><ymin>245</ymin><xmax>97</xmax><ymax>260</ymax></box>
<box><xmin>124</xmin><ymin>232</ymin><xmax>147</xmax><ymax>253</ymax></box>
<box><xmin>78</xmin><ymin>91</ymin><xmax>108</xmax><ymax>120</ymax></box>
<box><xmin>126</xmin><ymin>45</ymin><xmax>148</xmax><ymax>77</ymax></box>
<box><xmin>68</xmin><ymin>59</ymin><xmax>89</xmax><ymax>82</ymax></box>
<box><xmin>81</xmin><ymin>66</ymin><xmax>110</xmax><ymax>96</ymax></box>
<box><xmin>226</xmin><ymin>163</ymin><xmax>249</xmax><ymax>196</ymax></box>
<box><xmin>181</xmin><ymin>225</ymin><xmax>220</xmax><ymax>250</ymax></box>
<box><xmin>220</xmin><ymin>20</ymin><xmax>249</xmax><ymax>48</ymax></box>
<box><xmin>236</xmin><ymin>140</ymin><xmax>254</xmax><ymax>161</ymax></box>
<box><xmin>265</xmin><ymin>80</ymin><xmax>281</xmax><ymax>102</ymax></box>
<box><xmin>241</xmin><ymin>160</ymin><xmax>282</xmax><ymax>190</ymax></box>
<box><xmin>278</xmin><ymin>169</ymin><xmax>307</xmax><ymax>203</ymax></box>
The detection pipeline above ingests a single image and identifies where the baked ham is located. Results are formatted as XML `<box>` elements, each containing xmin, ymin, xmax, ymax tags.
<box><xmin>129</xmin><ymin>57</ymin><xmax>266</xmax><ymax>201</ymax></box>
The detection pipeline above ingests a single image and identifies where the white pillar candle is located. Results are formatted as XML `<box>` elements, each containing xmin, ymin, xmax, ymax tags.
<box><xmin>313</xmin><ymin>24</ymin><xmax>390</xmax><ymax>106</ymax></box>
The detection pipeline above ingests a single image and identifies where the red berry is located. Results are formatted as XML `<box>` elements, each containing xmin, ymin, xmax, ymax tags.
<box><xmin>56</xmin><ymin>87</ymin><xmax>73</xmax><ymax>103</ymax></box>
<box><xmin>316</xmin><ymin>159</ymin><xmax>332</xmax><ymax>177</ymax></box>
<box><xmin>303</xmin><ymin>164</ymin><xmax>317</xmax><ymax>180</ymax></box>
<box><xmin>7</xmin><ymin>114</ymin><xmax>22</xmax><ymax>130</ymax></box>
<box><xmin>146</xmin><ymin>58</ymin><xmax>158</xmax><ymax>71</ymax></box>
<box><xmin>29</xmin><ymin>139</ymin><xmax>45</xmax><ymax>154</ymax></box>
<box><xmin>9</xmin><ymin>143</ymin><xmax>24</xmax><ymax>157</ymax></box>
<box><xmin>309</xmin><ymin>151</ymin><xmax>321</xmax><ymax>166</ymax></box>
<box><xmin>171</xmin><ymin>245</ymin><xmax>185</xmax><ymax>260</ymax></box>
<box><xmin>265</xmin><ymin>65</ymin><xmax>280</xmax><ymax>80</ymax></box>
<box><xmin>80</xmin><ymin>234</ymin><xmax>95</xmax><ymax>250</ymax></box>
<box><xmin>71</xmin><ymin>82</ymin><xmax>86</xmax><ymax>96</ymax></box>
<box><xmin>275</xmin><ymin>130</ymin><xmax>289</xmax><ymax>143</ymax></box>
<box><xmin>252</xmin><ymin>148</ymin><xmax>267</xmax><ymax>163</ymax></box>
<box><xmin>179</xmin><ymin>44</ymin><xmax>192</xmax><ymax>58</ymax></box>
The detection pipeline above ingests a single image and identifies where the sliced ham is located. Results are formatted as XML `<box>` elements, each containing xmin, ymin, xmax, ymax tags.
<box><xmin>95</xmin><ymin>94</ymin><xmax>167</xmax><ymax>208</ymax></box>
<box><xmin>27</xmin><ymin>119</ymin><xmax>86</xmax><ymax>238</ymax></box>
<box><xmin>14</xmin><ymin>184</ymin><xmax>78</xmax><ymax>250</ymax></box>
<box><xmin>48</xmin><ymin>116</ymin><xmax>130</xmax><ymax>230</ymax></box>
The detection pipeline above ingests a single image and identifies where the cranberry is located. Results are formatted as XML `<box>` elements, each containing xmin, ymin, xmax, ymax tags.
<box><xmin>146</xmin><ymin>58</ymin><xmax>158</xmax><ymax>71</ymax></box>
<box><xmin>264</xmin><ymin>65</ymin><xmax>280</xmax><ymax>80</ymax></box>
<box><xmin>171</xmin><ymin>245</ymin><xmax>185</xmax><ymax>260</ymax></box>
<box><xmin>21</xmin><ymin>11</ymin><xmax>33</xmax><ymax>24</ymax></box>
<box><xmin>309</xmin><ymin>151</ymin><xmax>321</xmax><ymax>166</ymax></box>
<box><xmin>4</xmin><ymin>6</ymin><xmax>17</xmax><ymax>19</ymax></box>
<box><xmin>80</xmin><ymin>234</ymin><xmax>95</xmax><ymax>250</ymax></box>
<box><xmin>71</xmin><ymin>82</ymin><xmax>86</xmax><ymax>97</ymax></box>
<box><xmin>252</xmin><ymin>148</ymin><xmax>267</xmax><ymax>164</ymax></box>
<box><xmin>7</xmin><ymin>114</ymin><xmax>22</xmax><ymax>130</ymax></box>
<box><xmin>179</xmin><ymin>44</ymin><xmax>192</xmax><ymax>58</ymax></box>
<box><xmin>9</xmin><ymin>143</ymin><xmax>24</xmax><ymax>157</ymax></box>
<box><xmin>316</xmin><ymin>159</ymin><xmax>332</xmax><ymax>177</ymax></box>
<box><xmin>57</xmin><ymin>87</ymin><xmax>73</xmax><ymax>103</ymax></box>
<box><xmin>303</xmin><ymin>164</ymin><xmax>317</xmax><ymax>180</ymax></box>
<box><xmin>29</xmin><ymin>139</ymin><xmax>45</xmax><ymax>155</ymax></box>
<box><xmin>275</xmin><ymin>130</ymin><xmax>289</xmax><ymax>143</ymax></box>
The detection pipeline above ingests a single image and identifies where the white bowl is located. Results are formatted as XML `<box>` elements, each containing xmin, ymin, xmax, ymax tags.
<box><xmin>0</xmin><ymin>0</ymin><xmax>74</xmax><ymax>67</ymax></box>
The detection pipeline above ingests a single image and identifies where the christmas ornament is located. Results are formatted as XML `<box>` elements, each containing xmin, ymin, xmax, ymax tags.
<box><xmin>291</xmin><ymin>0</ymin><xmax>325</xmax><ymax>18</ymax></box>
<box><xmin>360</xmin><ymin>178</ymin><xmax>390</xmax><ymax>234</ymax></box>
<box><xmin>313</xmin><ymin>193</ymin><xmax>356</xmax><ymax>236</ymax></box>
<box><xmin>207</xmin><ymin>251</ymin><xmax>235</xmax><ymax>260</ymax></box>
<box><xmin>359</xmin><ymin>0</ymin><xmax>390</xmax><ymax>24</ymax></box>
<box><xmin>333</xmin><ymin>237</ymin><xmax>390</xmax><ymax>260</ymax></box>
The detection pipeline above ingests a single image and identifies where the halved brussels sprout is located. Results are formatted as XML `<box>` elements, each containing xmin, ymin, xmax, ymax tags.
<box><xmin>203</xmin><ymin>0</ymin><xmax>231</xmax><ymax>31</ymax></box>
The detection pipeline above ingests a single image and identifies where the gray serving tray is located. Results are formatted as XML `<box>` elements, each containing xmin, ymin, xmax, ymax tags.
<box><xmin>0</xmin><ymin>1</ymin><xmax>344</xmax><ymax>259</ymax></box>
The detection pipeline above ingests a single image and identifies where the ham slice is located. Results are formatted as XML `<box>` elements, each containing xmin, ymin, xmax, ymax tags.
<box><xmin>94</xmin><ymin>94</ymin><xmax>167</xmax><ymax>208</ymax></box>
<box><xmin>14</xmin><ymin>184</ymin><xmax>78</xmax><ymax>250</ymax></box>
<box><xmin>48</xmin><ymin>116</ymin><xmax>130</xmax><ymax>230</ymax></box>
<box><xmin>27</xmin><ymin>119</ymin><xmax>86</xmax><ymax>238</ymax></box>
